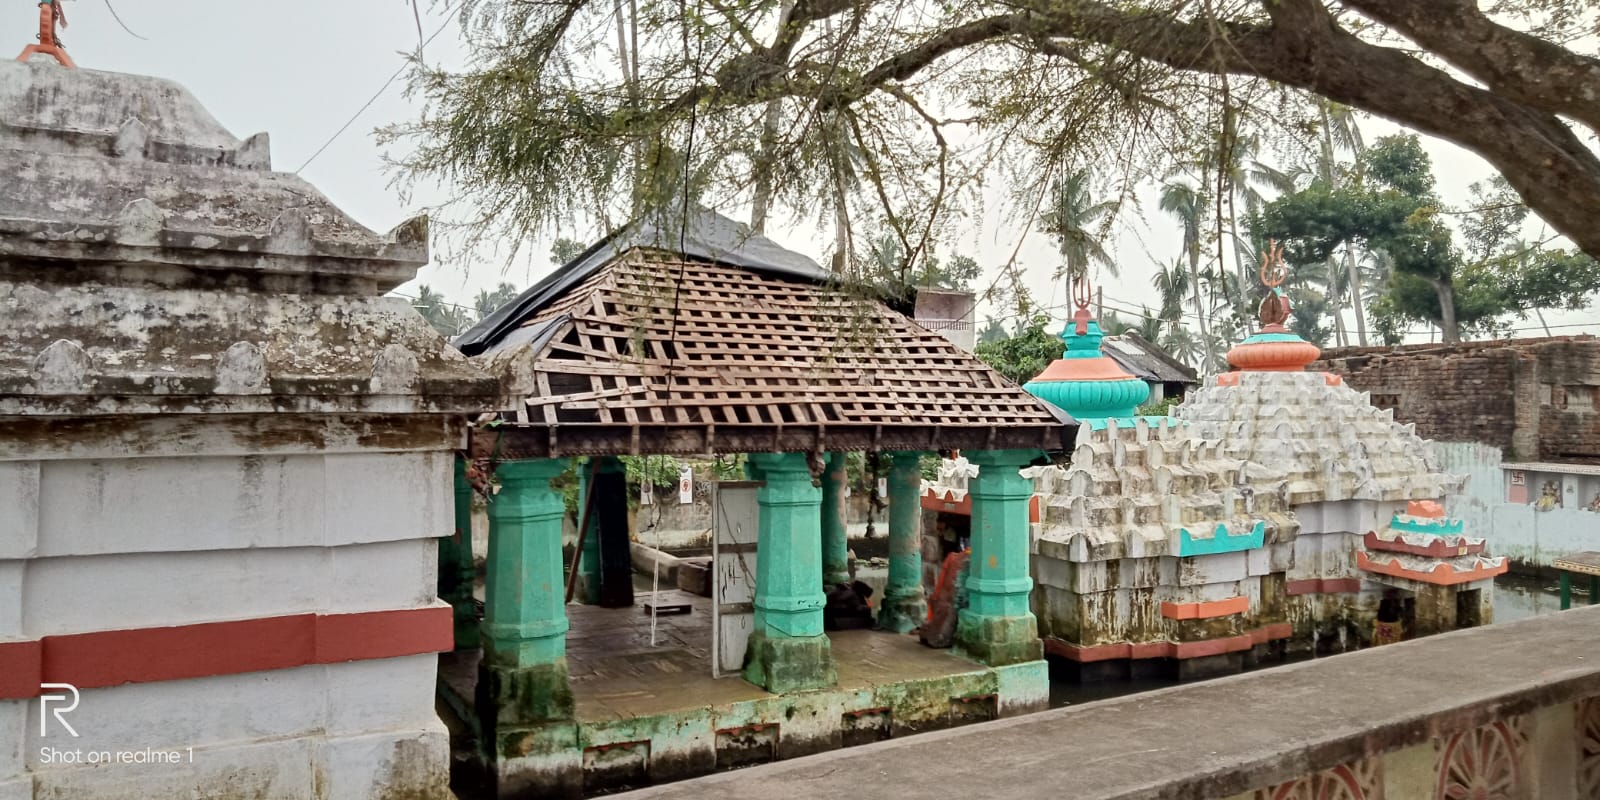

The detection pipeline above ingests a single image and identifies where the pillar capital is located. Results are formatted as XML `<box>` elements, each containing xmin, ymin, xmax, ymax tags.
<box><xmin>747</xmin><ymin>451</ymin><xmax>813</xmax><ymax>476</ymax></box>
<box><xmin>492</xmin><ymin>457</ymin><xmax>568</xmax><ymax>488</ymax></box>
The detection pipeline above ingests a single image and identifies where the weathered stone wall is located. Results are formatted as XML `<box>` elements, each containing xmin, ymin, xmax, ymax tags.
<box><xmin>610</xmin><ymin>607</ymin><xmax>1600</xmax><ymax>800</ymax></box>
<box><xmin>1312</xmin><ymin>335</ymin><xmax>1600</xmax><ymax>462</ymax></box>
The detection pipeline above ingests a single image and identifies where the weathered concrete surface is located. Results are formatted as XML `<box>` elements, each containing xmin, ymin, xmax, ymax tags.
<box><xmin>612</xmin><ymin>607</ymin><xmax>1600</xmax><ymax>800</ymax></box>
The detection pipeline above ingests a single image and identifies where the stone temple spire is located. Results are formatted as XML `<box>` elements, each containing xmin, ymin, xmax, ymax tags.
<box><xmin>1225</xmin><ymin>240</ymin><xmax>1322</xmax><ymax>372</ymax></box>
<box><xmin>1023</xmin><ymin>275</ymin><xmax>1149</xmax><ymax>423</ymax></box>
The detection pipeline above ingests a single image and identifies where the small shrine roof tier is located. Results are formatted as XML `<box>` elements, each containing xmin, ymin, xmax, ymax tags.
<box><xmin>1358</xmin><ymin>500</ymin><xmax>1505</xmax><ymax>587</ymax></box>
<box><xmin>1022</xmin><ymin>276</ymin><xmax>1150</xmax><ymax>424</ymax></box>
<box><xmin>460</xmin><ymin>208</ymin><xmax>1074</xmax><ymax>459</ymax></box>
<box><xmin>0</xmin><ymin>61</ymin><xmax>427</xmax><ymax>285</ymax></box>
<box><xmin>0</xmin><ymin>60</ymin><xmax>496</xmax><ymax>423</ymax></box>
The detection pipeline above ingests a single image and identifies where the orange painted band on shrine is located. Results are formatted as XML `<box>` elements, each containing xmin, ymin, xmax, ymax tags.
<box><xmin>0</xmin><ymin>606</ymin><xmax>452</xmax><ymax>700</ymax></box>
<box><xmin>1159</xmin><ymin>596</ymin><xmax>1250</xmax><ymax>620</ymax></box>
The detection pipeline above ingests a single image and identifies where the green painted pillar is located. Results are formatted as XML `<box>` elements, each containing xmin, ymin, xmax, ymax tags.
<box><xmin>443</xmin><ymin>456</ymin><xmax>480</xmax><ymax>649</ymax></box>
<box><xmin>1561</xmin><ymin>571</ymin><xmax>1573</xmax><ymax>610</ymax></box>
<box><xmin>878</xmin><ymin>451</ymin><xmax>926</xmax><ymax>633</ymax></box>
<box><xmin>955</xmin><ymin>449</ymin><xmax>1044</xmax><ymax>667</ymax></box>
<box><xmin>574</xmin><ymin>458</ymin><xmax>602</xmax><ymax>605</ymax></box>
<box><xmin>743</xmin><ymin>451</ymin><xmax>837</xmax><ymax>692</ymax></box>
<box><xmin>478</xmin><ymin>458</ymin><xmax>573</xmax><ymax>729</ymax></box>
<box><xmin>821</xmin><ymin>452</ymin><xmax>850</xmax><ymax>586</ymax></box>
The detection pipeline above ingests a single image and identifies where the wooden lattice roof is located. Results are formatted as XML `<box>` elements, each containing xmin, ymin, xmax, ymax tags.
<box><xmin>465</xmin><ymin>233</ymin><xmax>1072</xmax><ymax>459</ymax></box>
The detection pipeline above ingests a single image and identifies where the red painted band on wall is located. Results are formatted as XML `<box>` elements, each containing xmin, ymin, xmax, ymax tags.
<box><xmin>1285</xmin><ymin>578</ymin><xmax>1365</xmax><ymax>596</ymax></box>
<box><xmin>0</xmin><ymin>605</ymin><xmax>451</xmax><ymax>700</ymax></box>
<box><xmin>1044</xmin><ymin>624</ymin><xmax>1293</xmax><ymax>664</ymax></box>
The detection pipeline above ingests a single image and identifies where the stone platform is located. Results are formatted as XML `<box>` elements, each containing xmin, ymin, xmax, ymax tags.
<box><xmin>439</xmin><ymin>588</ymin><xmax>1047</xmax><ymax>797</ymax></box>
<box><xmin>609</xmin><ymin>606</ymin><xmax>1600</xmax><ymax>800</ymax></box>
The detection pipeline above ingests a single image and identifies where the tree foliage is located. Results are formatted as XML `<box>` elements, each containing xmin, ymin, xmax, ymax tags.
<box><xmin>387</xmin><ymin>0</ymin><xmax>1600</xmax><ymax>296</ymax></box>
<box><xmin>973</xmin><ymin>315</ymin><xmax>1059</xmax><ymax>385</ymax></box>
<box><xmin>1254</xmin><ymin>136</ymin><xmax>1600</xmax><ymax>343</ymax></box>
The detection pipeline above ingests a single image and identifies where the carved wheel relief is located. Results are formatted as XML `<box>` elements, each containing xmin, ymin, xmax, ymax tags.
<box><xmin>1257</xmin><ymin>759</ymin><xmax>1381</xmax><ymax>800</ymax></box>
<box><xmin>1578</xmin><ymin>696</ymin><xmax>1600</xmax><ymax>797</ymax></box>
<box><xmin>1435</xmin><ymin>718</ymin><xmax>1525</xmax><ymax>800</ymax></box>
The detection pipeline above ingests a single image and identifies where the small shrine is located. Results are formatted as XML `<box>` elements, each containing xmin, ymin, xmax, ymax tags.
<box><xmin>1</xmin><ymin>57</ymin><xmax>494</xmax><ymax>798</ymax></box>
<box><xmin>922</xmin><ymin>248</ymin><xmax>1498</xmax><ymax>683</ymax></box>
<box><xmin>1356</xmin><ymin>500</ymin><xmax>1505</xmax><ymax>635</ymax></box>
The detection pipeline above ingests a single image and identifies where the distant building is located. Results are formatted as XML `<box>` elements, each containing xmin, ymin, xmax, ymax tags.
<box><xmin>1102</xmin><ymin>331</ymin><xmax>1199</xmax><ymax>404</ymax></box>
<box><xmin>913</xmin><ymin>288</ymin><xmax>976</xmax><ymax>351</ymax></box>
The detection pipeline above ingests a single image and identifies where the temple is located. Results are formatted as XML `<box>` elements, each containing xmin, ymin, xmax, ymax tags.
<box><xmin>925</xmin><ymin>256</ymin><xmax>1505</xmax><ymax>681</ymax></box>
<box><xmin>0</xmin><ymin>58</ymin><xmax>495</xmax><ymax>798</ymax></box>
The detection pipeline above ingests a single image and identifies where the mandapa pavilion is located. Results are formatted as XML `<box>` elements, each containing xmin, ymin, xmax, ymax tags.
<box><xmin>439</xmin><ymin>209</ymin><xmax>1075</xmax><ymax>797</ymax></box>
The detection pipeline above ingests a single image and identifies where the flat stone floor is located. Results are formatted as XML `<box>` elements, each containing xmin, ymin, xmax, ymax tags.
<box><xmin>446</xmin><ymin>580</ymin><xmax>985</xmax><ymax>725</ymax></box>
<box><xmin>609</xmin><ymin>606</ymin><xmax>1600</xmax><ymax>800</ymax></box>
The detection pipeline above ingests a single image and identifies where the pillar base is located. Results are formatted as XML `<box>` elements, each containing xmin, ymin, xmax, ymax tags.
<box><xmin>742</xmin><ymin>631</ymin><xmax>837</xmax><ymax>693</ymax></box>
<box><xmin>476</xmin><ymin>659</ymin><xmax>575</xmax><ymax>731</ymax></box>
<box><xmin>876</xmin><ymin>593</ymin><xmax>926</xmax><ymax>635</ymax></box>
<box><xmin>954</xmin><ymin>611</ymin><xmax>1043</xmax><ymax>667</ymax></box>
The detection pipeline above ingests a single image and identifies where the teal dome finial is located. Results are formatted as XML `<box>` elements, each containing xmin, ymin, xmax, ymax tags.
<box><xmin>1023</xmin><ymin>275</ymin><xmax>1150</xmax><ymax>421</ymax></box>
<box><xmin>1062</xmin><ymin>317</ymin><xmax>1106</xmax><ymax>359</ymax></box>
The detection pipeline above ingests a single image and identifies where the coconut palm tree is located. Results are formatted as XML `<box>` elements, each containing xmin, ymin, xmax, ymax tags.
<box><xmin>1212</xmin><ymin>127</ymin><xmax>1296</xmax><ymax>303</ymax></box>
<box><xmin>1312</xmin><ymin>100</ymin><xmax>1370</xmax><ymax>346</ymax></box>
<box><xmin>1151</xmin><ymin>258</ymin><xmax>1190</xmax><ymax>325</ymax></box>
<box><xmin>474</xmin><ymin>282</ymin><xmax>521</xmax><ymax>319</ymax></box>
<box><xmin>1158</xmin><ymin>181</ymin><xmax>1214</xmax><ymax>369</ymax></box>
<box><xmin>1041</xmin><ymin>169</ymin><xmax>1119</xmax><ymax>279</ymax></box>
<box><xmin>412</xmin><ymin>285</ymin><xmax>469</xmax><ymax>337</ymax></box>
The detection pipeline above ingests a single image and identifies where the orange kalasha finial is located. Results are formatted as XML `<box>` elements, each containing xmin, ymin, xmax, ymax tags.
<box><xmin>15</xmin><ymin>1</ymin><xmax>75</xmax><ymax>68</ymax></box>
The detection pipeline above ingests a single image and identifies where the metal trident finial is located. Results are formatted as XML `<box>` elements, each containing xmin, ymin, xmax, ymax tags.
<box><xmin>1259</xmin><ymin>239</ymin><xmax>1287</xmax><ymax>289</ymax></box>
<box><xmin>15</xmin><ymin>1</ymin><xmax>75</xmax><ymax>68</ymax></box>
<box><xmin>1070</xmin><ymin>275</ymin><xmax>1093</xmax><ymax>335</ymax></box>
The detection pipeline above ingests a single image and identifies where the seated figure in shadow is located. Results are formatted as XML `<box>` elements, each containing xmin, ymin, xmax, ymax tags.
<box><xmin>823</xmin><ymin>581</ymin><xmax>876</xmax><ymax>631</ymax></box>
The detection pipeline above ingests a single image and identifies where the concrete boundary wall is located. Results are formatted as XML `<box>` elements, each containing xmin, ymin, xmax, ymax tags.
<box><xmin>612</xmin><ymin>607</ymin><xmax>1600</xmax><ymax>800</ymax></box>
<box><xmin>1438</xmin><ymin>441</ymin><xmax>1598</xmax><ymax>571</ymax></box>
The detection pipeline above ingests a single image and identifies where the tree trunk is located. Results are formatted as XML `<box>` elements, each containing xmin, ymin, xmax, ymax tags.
<box><xmin>1433</xmin><ymin>279</ymin><xmax>1460</xmax><ymax>344</ymax></box>
<box><xmin>830</xmin><ymin>134</ymin><xmax>852</xmax><ymax>273</ymax></box>
<box><xmin>748</xmin><ymin>0</ymin><xmax>796</xmax><ymax>234</ymax></box>
<box><xmin>1187</xmin><ymin>237</ymin><xmax>1214</xmax><ymax>369</ymax></box>
<box><xmin>1342</xmin><ymin>245</ymin><xmax>1369</xmax><ymax>346</ymax></box>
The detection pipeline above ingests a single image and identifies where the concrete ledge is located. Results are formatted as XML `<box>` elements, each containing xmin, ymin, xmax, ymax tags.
<box><xmin>613</xmin><ymin>607</ymin><xmax>1600</xmax><ymax>800</ymax></box>
<box><xmin>630</xmin><ymin>542</ymin><xmax>683</xmax><ymax>584</ymax></box>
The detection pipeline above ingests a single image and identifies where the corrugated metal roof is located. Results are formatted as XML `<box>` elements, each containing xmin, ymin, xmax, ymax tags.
<box><xmin>1102</xmin><ymin>332</ymin><xmax>1198</xmax><ymax>384</ymax></box>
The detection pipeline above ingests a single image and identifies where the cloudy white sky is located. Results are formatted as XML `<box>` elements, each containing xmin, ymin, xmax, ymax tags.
<box><xmin>46</xmin><ymin>0</ymin><xmax>1600</xmax><ymax>342</ymax></box>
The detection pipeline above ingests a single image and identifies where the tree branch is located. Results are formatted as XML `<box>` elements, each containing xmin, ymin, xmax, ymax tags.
<box><xmin>1341</xmin><ymin>0</ymin><xmax>1600</xmax><ymax>134</ymax></box>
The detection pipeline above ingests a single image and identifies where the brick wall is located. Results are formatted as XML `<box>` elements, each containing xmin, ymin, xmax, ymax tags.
<box><xmin>1310</xmin><ymin>335</ymin><xmax>1600</xmax><ymax>462</ymax></box>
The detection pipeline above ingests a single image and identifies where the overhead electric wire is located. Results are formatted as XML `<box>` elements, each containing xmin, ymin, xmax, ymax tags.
<box><xmin>294</xmin><ymin>1</ymin><xmax>463</xmax><ymax>175</ymax></box>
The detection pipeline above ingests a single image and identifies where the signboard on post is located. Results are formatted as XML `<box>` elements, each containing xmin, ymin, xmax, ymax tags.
<box><xmin>678</xmin><ymin>465</ymin><xmax>695</xmax><ymax>505</ymax></box>
<box><xmin>711</xmin><ymin>482</ymin><xmax>761</xmax><ymax>678</ymax></box>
